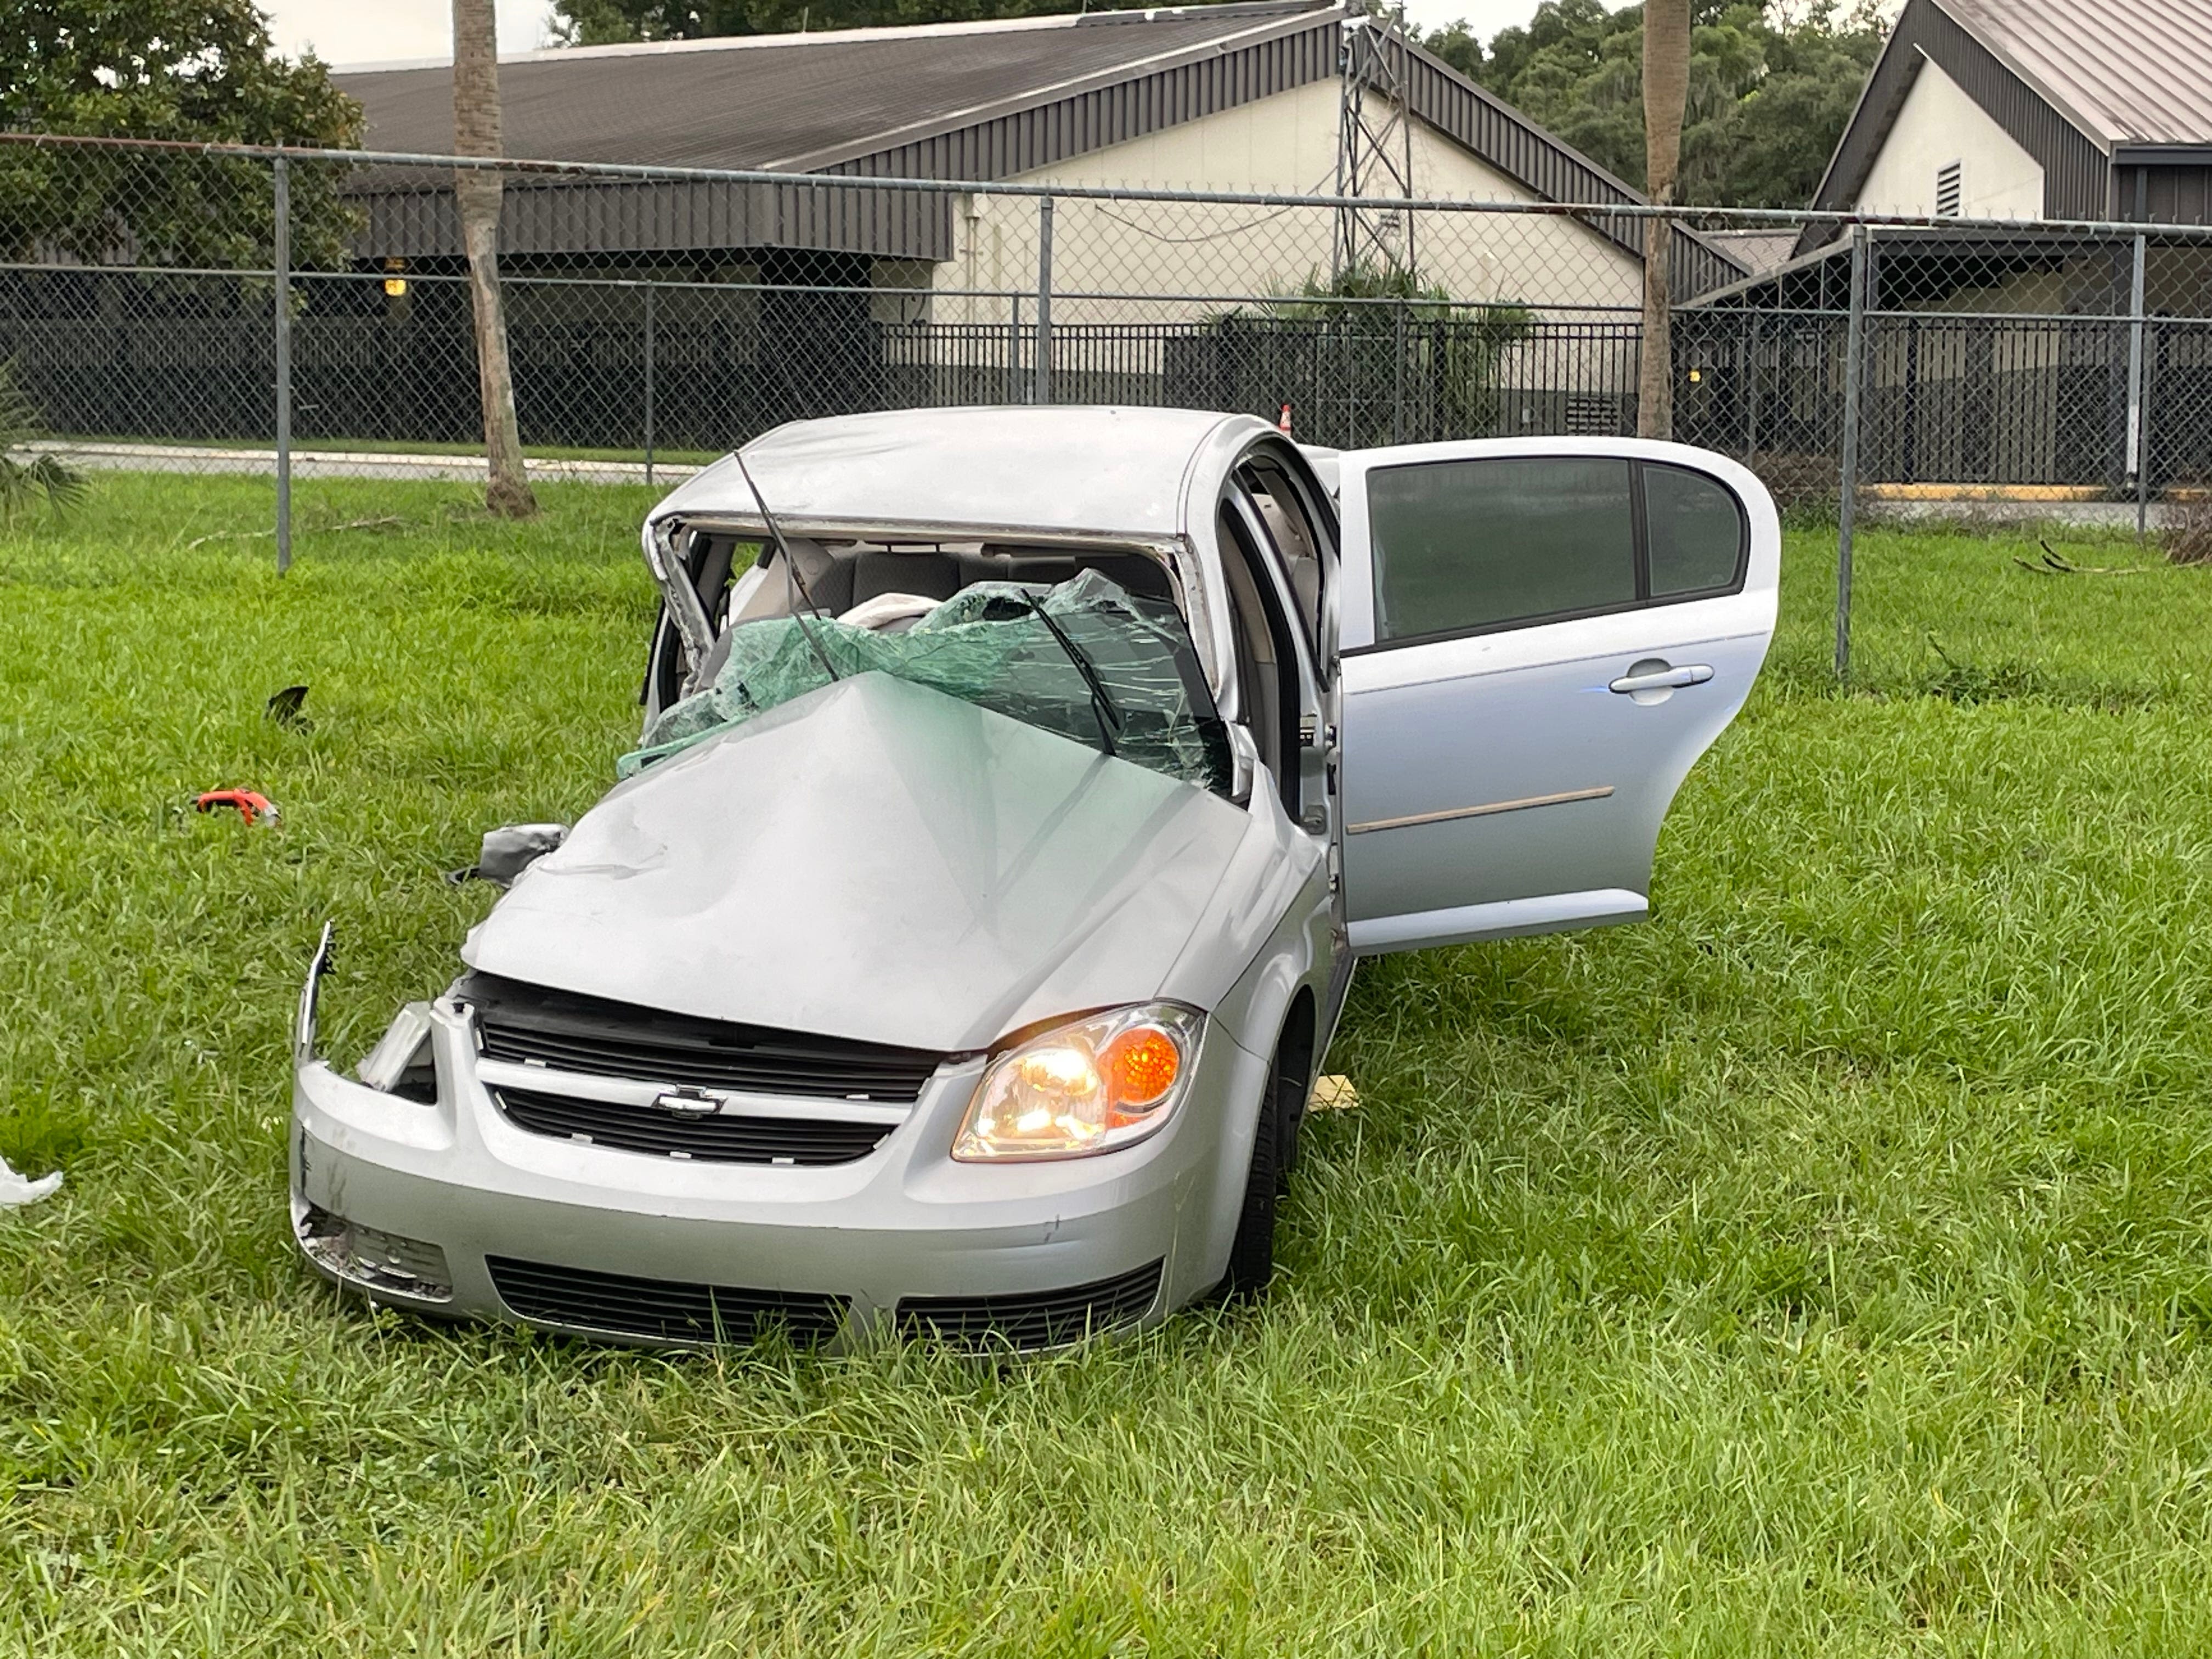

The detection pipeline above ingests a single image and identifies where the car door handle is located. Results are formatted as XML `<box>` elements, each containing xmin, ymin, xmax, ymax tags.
<box><xmin>1609</xmin><ymin>663</ymin><xmax>1714</xmax><ymax>695</ymax></box>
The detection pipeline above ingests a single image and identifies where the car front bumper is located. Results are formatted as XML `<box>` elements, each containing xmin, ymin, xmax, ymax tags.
<box><xmin>290</xmin><ymin>999</ymin><xmax>1268</xmax><ymax>1350</ymax></box>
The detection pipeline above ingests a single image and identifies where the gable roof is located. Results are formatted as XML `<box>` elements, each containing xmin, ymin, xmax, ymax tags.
<box><xmin>337</xmin><ymin>2</ymin><xmax>1335</xmax><ymax>175</ymax></box>
<box><xmin>1808</xmin><ymin>0</ymin><xmax>2212</xmax><ymax>236</ymax></box>
<box><xmin>1938</xmin><ymin>0</ymin><xmax>2212</xmax><ymax>150</ymax></box>
<box><xmin>336</xmin><ymin>2</ymin><xmax>1742</xmax><ymax>290</ymax></box>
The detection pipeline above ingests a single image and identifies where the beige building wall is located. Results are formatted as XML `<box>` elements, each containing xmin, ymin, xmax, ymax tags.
<box><xmin>932</xmin><ymin>76</ymin><xmax>1644</xmax><ymax>325</ymax></box>
<box><xmin>1856</xmin><ymin>59</ymin><xmax>2044</xmax><ymax>219</ymax></box>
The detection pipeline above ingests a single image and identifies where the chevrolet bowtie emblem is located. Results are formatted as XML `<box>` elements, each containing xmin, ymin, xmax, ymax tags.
<box><xmin>651</xmin><ymin>1088</ymin><xmax>722</xmax><ymax>1118</ymax></box>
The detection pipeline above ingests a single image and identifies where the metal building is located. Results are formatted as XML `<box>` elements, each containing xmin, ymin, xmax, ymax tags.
<box><xmin>1805</xmin><ymin>0</ymin><xmax>2212</xmax><ymax>232</ymax></box>
<box><xmin>332</xmin><ymin>0</ymin><xmax>1742</xmax><ymax>299</ymax></box>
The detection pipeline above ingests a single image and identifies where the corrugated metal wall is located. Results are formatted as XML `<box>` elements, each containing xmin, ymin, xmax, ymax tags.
<box><xmin>351</xmin><ymin>178</ymin><xmax>953</xmax><ymax>264</ymax></box>
<box><xmin>2134</xmin><ymin>165</ymin><xmax>2212</xmax><ymax>224</ymax></box>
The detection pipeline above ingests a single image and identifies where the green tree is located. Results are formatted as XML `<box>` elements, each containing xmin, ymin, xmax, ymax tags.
<box><xmin>1427</xmin><ymin>1</ymin><xmax>1885</xmax><ymax>210</ymax></box>
<box><xmin>0</xmin><ymin>0</ymin><xmax>363</xmax><ymax>266</ymax></box>
<box><xmin>1207</xmin><ymin>264</ymin><xmax>1534</xmax><ymax>447</ymax></box>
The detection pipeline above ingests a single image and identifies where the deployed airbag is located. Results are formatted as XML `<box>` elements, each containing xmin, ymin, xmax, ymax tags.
<box><xmin>623</xmin><ymin>571</ymin><xmax>1229</xmax><ymax>791</ymax></box>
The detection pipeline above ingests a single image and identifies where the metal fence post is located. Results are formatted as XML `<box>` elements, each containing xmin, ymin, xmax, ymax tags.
<box><xmin>2138</xmin><ymin>327</ymin><xmax>2156</xmax><ymax>539</ymax></box>
<box><xmin>642</xmin><ymin>281</ymin><xmax>657</xmax><ymax>487</ymax></box>
<box><xmin>1034</xmin><ymin>195</ymin><xmax>1054</xmax><ymax>407</ymax></box>
<box><xmin>273</xmin><ymin>154</ymin><xmax>292</xmax><ymax>574</ymax></box>
<box><xmin>1743</xmin><ymin>311</ymin><xmax>1760</xmax><ymax>460</ymax></box>
<box><xmin>1835</xmin><ymin>223</ymin><xmax>1867</xmax><ymax>682</ymax></box>
<box><xmin>1392</xmin><ymin>301</ymin><xmax>1406</xmax><ymax>444</ymax></box>
<box><xmin>2126</xmin><ymin>230</ymin><xmax>2147</xmax><ymax>537</ymax></box>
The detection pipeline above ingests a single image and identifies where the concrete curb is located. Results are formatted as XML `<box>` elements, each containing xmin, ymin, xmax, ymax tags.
<box><xmin>28</xmin><ymin>439</ymin><xmax>708</xmax><ymax>487</ymax></box>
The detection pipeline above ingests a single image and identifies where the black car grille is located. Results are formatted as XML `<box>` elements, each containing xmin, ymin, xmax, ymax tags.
<box><xmin>898</xmin><ymin>1260</ymin><xmax>1164</xmax><ymax>1351</ymax></box>
<box><xmin>487</xmin><ymin>1256</ymin><xmax>849</xmax><ymax>1347</ymax></box>
<box><xmin>456</xmin><ymin>972</ymin><xmax>943</xmax><ymax>1103</ymax></box>
<box><xmin>494</xmin><ymin>1086</ymin><xmax>894</xmax><ymax>1166</ymax></box>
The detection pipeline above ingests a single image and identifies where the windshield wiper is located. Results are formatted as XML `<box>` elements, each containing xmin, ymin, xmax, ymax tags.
<box><xmin>1024</xmin><ymin>594</ymin><xmax>1123</xmax><ymax>759</ymax></box>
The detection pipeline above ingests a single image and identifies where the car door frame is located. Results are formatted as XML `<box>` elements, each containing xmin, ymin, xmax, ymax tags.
<box><xmin>1218</xmin><ymin>439</ymin><xmax>1340</xmax><ymax>824</ymax></box>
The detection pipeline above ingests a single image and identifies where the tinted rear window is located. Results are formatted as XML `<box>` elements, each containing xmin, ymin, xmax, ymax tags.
<box><xmin>1367</xmin><ymin>456</ymin><xmax>1636</xmax><ymax>641</ymax></box>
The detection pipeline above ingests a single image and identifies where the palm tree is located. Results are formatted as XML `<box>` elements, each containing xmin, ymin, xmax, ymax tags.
<box><xmin>453</xmin><ymin>0</ymin><xmax>537</xmax><ymax>518</ymax></box>
<box><xmin>1639</xmin><ymin>0</ymin><xmax>1690</xmax><ymax>441</ymax></box>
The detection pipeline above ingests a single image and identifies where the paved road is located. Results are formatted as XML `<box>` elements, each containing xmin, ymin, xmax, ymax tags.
<box><xmin>32</xmin><ymin>440</ymin><xmax>707</xmax><ymax>487</ymax></box>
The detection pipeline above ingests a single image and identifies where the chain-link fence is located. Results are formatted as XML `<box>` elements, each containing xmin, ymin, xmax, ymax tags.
<box><xmin>7</xmin><ymin>132</ymin><xmax>2212</xmax><ymax>670</ymax></box>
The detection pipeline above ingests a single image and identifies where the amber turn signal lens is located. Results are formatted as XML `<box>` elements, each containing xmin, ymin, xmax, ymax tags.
<box><xmin>1103</xmin><ymin>1026</ymin><xmax>1180</xmax><ymax>1111</ymax></box>
<box><xmin>953</xmin><ymin>1003</ymin><xmax>1203</xmax><ymax>1161</ymax></box>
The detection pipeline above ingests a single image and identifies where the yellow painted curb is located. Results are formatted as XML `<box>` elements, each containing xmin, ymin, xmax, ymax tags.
<box><xmin>1862</xmin><ymin>482</ymin><xmax>2211</xmax><ymax>503</ymax></box>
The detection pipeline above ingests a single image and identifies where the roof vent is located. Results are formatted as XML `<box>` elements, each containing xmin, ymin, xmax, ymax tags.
<box><xmin>1935</xmin><ymin>160</ymin><xmax>1962</xmax><ymax>218</ymax></box>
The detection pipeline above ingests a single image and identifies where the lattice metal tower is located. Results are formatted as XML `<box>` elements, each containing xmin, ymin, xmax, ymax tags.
<box><xmin>1333</xmin><ymin>1</ymin><xmax>1419</xmax><ymax>284</ymax></box>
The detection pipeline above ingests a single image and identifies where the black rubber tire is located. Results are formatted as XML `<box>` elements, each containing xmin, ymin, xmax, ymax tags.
<box><xmin>1223</xmin><ymin>1048</ymin><xmax>1294</xmax><ymax>1299</ymax></box>
<box><xmin>1274</xmin><ymin>1062</ymin><xmax>1307</xmax><ymax>1198</ymax></box>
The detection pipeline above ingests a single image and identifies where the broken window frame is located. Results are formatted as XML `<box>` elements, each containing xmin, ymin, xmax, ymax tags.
<box><xmin>648</xmin><ymin>512</ymin><xmax>1238</xmax><ymax>707</ymax></box>
<box><xmin>634</xmin><ymin>517</ymin><xmax>1242</xmax><ymax>794</ymax></box>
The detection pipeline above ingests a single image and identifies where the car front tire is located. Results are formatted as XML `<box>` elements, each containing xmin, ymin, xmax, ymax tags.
<box><xmin>1222</xmin><ymin>1040</ymin><xmax>1304</xmax><ymax>1298</ymax></box>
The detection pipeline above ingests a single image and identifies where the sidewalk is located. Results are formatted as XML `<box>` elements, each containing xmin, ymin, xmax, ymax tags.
<box><xmin>30</xmin><ymin>440</ymin><xmax>707</xmax><ymax>487</ymax></box>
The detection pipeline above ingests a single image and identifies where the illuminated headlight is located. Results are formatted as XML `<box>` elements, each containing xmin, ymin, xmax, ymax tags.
<box><xmin>953</xmin><ymin>1004</ymin><xmax>1203</xmax><ymax>1162</ymax></box>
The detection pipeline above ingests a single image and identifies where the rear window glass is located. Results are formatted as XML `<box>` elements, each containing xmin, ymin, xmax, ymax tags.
<box><xmin>1645</xmin><ymin>464</ymin><xmax>1747</xmax><ymax>596</ymax></box>
<box><xmin>1367</xmin><ymin>456</ymin><xmax>1635</xmax><ymax>641</ymax></box>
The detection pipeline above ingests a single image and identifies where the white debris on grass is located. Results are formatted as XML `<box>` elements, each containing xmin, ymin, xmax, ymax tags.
<box><xmin>1307</xmin><ymin>1074</ymin><xmax>1359</xmax><ymax>1111</ymax></box>
<box><xmin>0</xmin><ymin>1156</ymin><xmax>62</xmax><ymax>1208</ymax></box>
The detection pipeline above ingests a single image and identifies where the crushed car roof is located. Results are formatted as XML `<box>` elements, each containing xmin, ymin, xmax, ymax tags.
<box><xmin>650</xmin><ymin>406</ymin><xmax>1271</xmax><ymax>540</ymax></box>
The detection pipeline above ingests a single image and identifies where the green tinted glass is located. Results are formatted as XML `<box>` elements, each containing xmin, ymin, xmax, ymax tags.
<box><xmin>1368</xmin><ymin>456</ymin><xmax>1635</xmax><ymax>641</ymax></box>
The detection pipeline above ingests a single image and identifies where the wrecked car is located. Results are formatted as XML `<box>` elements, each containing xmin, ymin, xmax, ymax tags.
<box><xmin>291</xmin><ymin>407</ymin><xmax>1780</xmax><ymax>1351</ymax></box>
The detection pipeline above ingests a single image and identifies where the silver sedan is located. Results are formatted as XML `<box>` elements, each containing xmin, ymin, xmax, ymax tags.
<box><xmin>291</xmin><ymin>405</ymin><xmax>1779</xmax><ymax>1350</ymax></box>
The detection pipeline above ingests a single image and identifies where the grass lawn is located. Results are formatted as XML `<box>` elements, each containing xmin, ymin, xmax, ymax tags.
<box><xmin>5</xmin><ymin>474</ymin><xmax>2212</xmax><ymax>1654</ymax></box>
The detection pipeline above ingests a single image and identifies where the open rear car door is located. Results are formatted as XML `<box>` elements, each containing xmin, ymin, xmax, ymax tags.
<box><xmin>1331</xmin><ymin>437</ymin><xmax>1779</xmax><ymax>952</ymax></box>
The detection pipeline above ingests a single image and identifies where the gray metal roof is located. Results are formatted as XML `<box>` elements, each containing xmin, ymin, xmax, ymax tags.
<box><xmin>1697</xmin><ymin>227</ymin><xmax>1801</xmax><ymax>277</ymax></box>
<box><xmin>1938</xmin><ymin>0</ymin><xmax>2212</xmax><ymax>149</ymax></box>
<box><xmin>335</xmin><ymin>3</ymin><xmax>1336</xmax><ymax>173</ymax></box>
<box><xmin>335</xmin><ymin>2</ymin><xmax>1743</xmax><ymax>288</ymax></box>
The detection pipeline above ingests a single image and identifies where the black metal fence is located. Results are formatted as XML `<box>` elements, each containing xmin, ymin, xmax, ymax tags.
<box><xmin>18</xmin><ymin>264</ymin><xmax>2208</xmax><ymax>492</ymax></box>
<box><xmin>8</xmin><ymin>133</ymin><xmax>2212</xmax><ymax>673</ymax></box>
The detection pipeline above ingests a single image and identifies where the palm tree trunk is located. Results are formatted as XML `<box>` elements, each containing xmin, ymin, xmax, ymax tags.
<box><xmin>453</xmin><ymin>0</ymin><xmax>536</xmax><ymax>518</ymax></box>
<box><xmin>1639</xmin><ymin>0</ymin><xmax>1690</xmax><ymax>441</ymax></box>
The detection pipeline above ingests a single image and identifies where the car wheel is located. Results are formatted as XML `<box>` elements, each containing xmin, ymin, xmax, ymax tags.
<box><xmin>1223</xmin><ymin>1041</ymin><xmax>1302</xmax><ymax>1299</ymax></box>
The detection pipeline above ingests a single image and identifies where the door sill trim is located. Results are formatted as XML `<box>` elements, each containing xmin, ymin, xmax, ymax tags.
<box><xmin>1348</xmin><ymin>889</ymin><xmax>1647</xmax><ymax>953</ymax></box>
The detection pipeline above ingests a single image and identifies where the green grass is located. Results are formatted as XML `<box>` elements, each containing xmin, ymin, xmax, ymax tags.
<box><xmin>6</xmin><ymin>477</ymin><xmax>2212</xmax><ymax>1654</ymax></box>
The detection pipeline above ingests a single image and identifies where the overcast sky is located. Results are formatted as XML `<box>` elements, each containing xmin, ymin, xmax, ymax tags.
<box><xmin>260</xmin><ymin>1</ymin><xmax>558</xmax><ymax>67</ymax></box>
<box><xmin>258</xmin><ymin>0</ymin><xmax>1544</xmax><ymax>68</ymax></box>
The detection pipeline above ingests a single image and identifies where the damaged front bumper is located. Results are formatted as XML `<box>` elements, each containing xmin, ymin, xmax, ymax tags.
<box><xmin>288</xmin><ymin>964</ymin><xmax>1268</xmax><ymax>1352</ymax></box>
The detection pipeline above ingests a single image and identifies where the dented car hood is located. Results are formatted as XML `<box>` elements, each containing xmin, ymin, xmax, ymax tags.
<box><xmin>463</xmin><ymin>671</ymin><xmax>1255</xmax><ymax>1054</ymax></box>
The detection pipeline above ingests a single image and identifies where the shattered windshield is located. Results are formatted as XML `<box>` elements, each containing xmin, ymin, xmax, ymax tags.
<box><xmin>623</xmin><ymin>567</ymin><xmax>1231</xmax><ymax>793</ymax></box>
